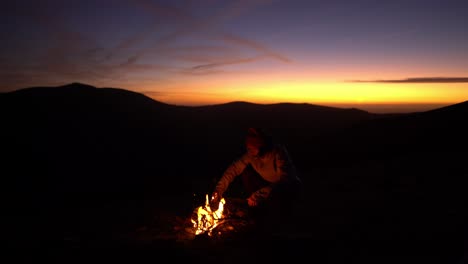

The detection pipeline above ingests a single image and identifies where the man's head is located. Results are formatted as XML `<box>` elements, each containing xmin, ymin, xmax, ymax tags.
<box><xmin>245</xmin><ymin>127</ymin><xmax>272</xmax><ymax>156</ymax></box>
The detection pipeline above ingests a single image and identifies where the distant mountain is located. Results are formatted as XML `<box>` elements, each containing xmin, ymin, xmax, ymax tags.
<box><xmin>0</xmin><ymin>83</ymin><xmax>390</xmax><ymax>195</ymax></box>
<box><xmin>1</xmin><ymin>83</ymin><xmax>466</xmax><ymax>196</ymax></box>
<box><xmin>3</xmin><ymin>82</ymin><xmax>175</xmax><ymax>110</ymax></box>
<box><xmin>328</xmin><ymin>99</ymin><xmax>468</xmax><ymax>158</ymax></box>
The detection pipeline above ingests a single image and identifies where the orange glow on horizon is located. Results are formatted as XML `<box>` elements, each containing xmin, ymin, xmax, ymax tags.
<box><xmin>144</xmin><ymin>81</ymin><xmax>468</xmax><ymax>111</ymax></box>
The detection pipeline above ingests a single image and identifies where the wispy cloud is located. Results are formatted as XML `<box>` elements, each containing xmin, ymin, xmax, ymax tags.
<box><xmin>1</xmin><ymin>0</ymin><xmax>290</xmax><ymax>91</ymax></box>
<box><xmin>221</xmin><ymin>33</ymin><xmax>291</xmax><ymax>63</ymax></box>
<box><xmin>348</xmin><ymin>77</ymin><xmax>468</xmax><ymax>83</ymax></box>
<box><xmin>191</xmin><ymin>56</ymin><xmax>264</xmax><ymax>71</ymax></box>
<box><xmin>178</xmin><ymin>69</ymin><xmax>226</xmax><ymax>76</ymax></box>
<box><xmin>130</xmin><ymin>0</ymin><xmax>290</xmax><ymax>72</ymax></box>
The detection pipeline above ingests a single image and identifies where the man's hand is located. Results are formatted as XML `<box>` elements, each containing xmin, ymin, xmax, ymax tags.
<box><xmin>210</xmin><ymin>191</ymin><xmax>220</xmax><ymax>210</ymax></box>
<box><xmin>247</xmin><ymin>196</ymin><xmax>258</xmax><ymax>207</ymax></box>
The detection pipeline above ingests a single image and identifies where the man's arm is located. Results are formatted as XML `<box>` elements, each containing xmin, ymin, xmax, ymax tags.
<box><xmin>214</xmin><ymin>154</ymin><xmax>250</xmax><ymax>197</ymax></box>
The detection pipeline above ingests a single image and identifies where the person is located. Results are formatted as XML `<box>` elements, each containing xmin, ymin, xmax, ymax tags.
<box><xmin>211</xmin><ymin>127</ymin><xmax>303</xmax><ymax>232</ymax></box>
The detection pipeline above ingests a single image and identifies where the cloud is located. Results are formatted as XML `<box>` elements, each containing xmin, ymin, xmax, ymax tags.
<box><xmin>191</xmin><ymin>56</ymin><xmax>263</xmax><ymax>71</ymax></box>
<box><xmin>130</xmin><ymin>0</ymin><xmax>290</xmax><ymax>71</ymax></box>
<box><xmin>348</xmin><ymin>77</ymin><xmax>468</xmax><ymax>83</ymax></box>
<box><xmin>178</xmin><ymin>69</ymin><xmax>226</xmax><ymax>76</ymax></box>
<box><xmin>1</xmin><ymin>0</ymin><xmax>291</xmax><ymax>91</ymax></box>
<box><xmin>221</xmin><ymin>33</ymin><xmax>291</xmax><ymax>63</ymax></box>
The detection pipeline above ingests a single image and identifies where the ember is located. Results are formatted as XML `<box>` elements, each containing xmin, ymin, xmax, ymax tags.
<box><xmin>191</xmin><ymin>194</ymin><xmax>226</xmax><ymax>236</ymax></box>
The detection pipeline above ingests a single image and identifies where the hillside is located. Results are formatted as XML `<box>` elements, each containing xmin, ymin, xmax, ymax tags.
<box><xmin>1</xmin><ymin>82</ymin><xmax>391</xmax><ymax>194</ymax></box>
<box><xmin>1</xmin><ymin>83</ymin><xmax>465</xmax><ymax>263</ymax></box>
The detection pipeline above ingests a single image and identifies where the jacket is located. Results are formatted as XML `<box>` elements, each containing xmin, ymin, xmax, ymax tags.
<box><xmin>215</xmin><ymin>143</ymin><xmax>301</xmax><ymax>203</ymax></box>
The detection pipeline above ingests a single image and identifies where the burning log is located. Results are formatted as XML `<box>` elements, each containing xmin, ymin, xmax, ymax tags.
<box><xmin>128</xmin><ymin>195</ymin><xmax>257</xmax><ymax>244</ymax></box>
<box><xmin>189</xmin><ymin>195</ymin><xmax>255</xmax><ymax>239</ymax></box>
<box><xmin>191</xmin><ymin>194</ymin><xmax>226</xmax><ymax>236</ymax></box>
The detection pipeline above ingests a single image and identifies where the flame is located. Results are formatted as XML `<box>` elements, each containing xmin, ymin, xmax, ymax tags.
<box><xmin>191</xmin><ymin>194</ymin><xmax>226</xmax><ymax>236</ymax></box>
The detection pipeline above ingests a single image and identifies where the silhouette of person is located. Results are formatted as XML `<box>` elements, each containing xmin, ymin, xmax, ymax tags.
<box><xmin>211</xmin><ymin>127</ymin><xmax>303</xmax><ymax>232</ymax></box>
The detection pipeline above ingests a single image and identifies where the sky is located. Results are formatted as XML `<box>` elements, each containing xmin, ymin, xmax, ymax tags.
<box><xmin>1</xmin><ymin>0</ymin><xmax>467</xmax><ymax>113</ymax></box>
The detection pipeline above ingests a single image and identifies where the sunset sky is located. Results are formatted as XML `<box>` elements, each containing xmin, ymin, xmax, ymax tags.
<box><xmin>1</xmin><ymin>0</ymin><xmax>467</xmax><ymax>112</ymax></box>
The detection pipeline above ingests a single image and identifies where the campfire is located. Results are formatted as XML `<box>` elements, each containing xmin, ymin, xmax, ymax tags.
<box><xmin>191</xmin><ymin>194</ymin><xmax>226</xmax><ymax>236</ymax></box>
<box><xmin>131</xmin><ymin>194</ymin><xmax>269</xmax><ymax>244</ymax></box>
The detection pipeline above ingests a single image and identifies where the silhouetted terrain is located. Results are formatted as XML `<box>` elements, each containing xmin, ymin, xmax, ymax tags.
<box><xmin>1</xmin><ymin>83</ymin><xmax>466</xmax><ymax>263</ymax></box>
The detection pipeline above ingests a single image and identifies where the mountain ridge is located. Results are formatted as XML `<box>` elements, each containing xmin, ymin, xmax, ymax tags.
<box><xmin>2</xmin><ymin>82</ymin><xmax>466</xmax><ymax>190</ymax></box>
<box><xmin>0</xmin><ymin>82</ymin><xmax>404</xmax><ymax>115</ymax></box>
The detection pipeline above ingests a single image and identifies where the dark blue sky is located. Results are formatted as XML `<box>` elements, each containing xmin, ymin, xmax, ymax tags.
<box><xmin>1</xmin><ymin>0</ymin><xmax>467</xmax><ymax>111</ymax></box>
